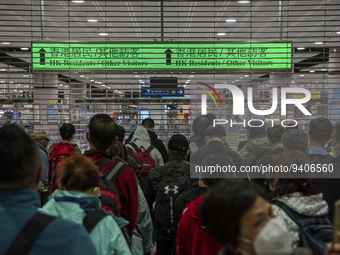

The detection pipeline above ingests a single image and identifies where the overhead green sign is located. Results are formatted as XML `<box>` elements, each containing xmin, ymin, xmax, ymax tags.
<box><xmin>31</xmin><ymin>42</ymin><xmax>292</xmax><ymax>71</ymax></box>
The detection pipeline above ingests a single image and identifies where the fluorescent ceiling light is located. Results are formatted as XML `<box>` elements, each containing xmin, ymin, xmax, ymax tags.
<box><xmin>226</xmin><ymin>19</ymin><xmax>237</xmax><ymax>23</ymax></box>
<box><xmin>99</xmin><ymin>33</ymin><xmax>108</xmax><ymax>36</ymax></box>
<box><xmin>217</xmin><ymin>32</ymin><xmax>226</xmax><ymax>36</ymax></box>
<box><xmin>314</xmin><ymin>42</ymin><xmax>323</xmax><ymax>45</ymax></box>
<box><xmin>336</xmin><ymin>31</ymin><xmax>340</xmax><ymax>34</ymax></box>
<box><xmin>80</xmin><ymin>75</ymin><xmax>85</xmax><ymax>77</ymax></box>
<box><xmin>1</xmin><ymin>42</ymin><xmax>10</xmax><ymax>45</ymax></box>
<box><xmin>238</xmin><ymin>0</ymin><xmax>250</xmax><ymax>3</ymax></box>
<box><xmin>297</xmin><ymin>47</ymin><xmax>305</xmax><ymax>50</ymax></box>
<box><xmin>20</xmin><ymin>47</ymin><xmax>29</xmax><ymax>50</ymax></box>
<box><xmin>299</xmin><ymin>75</ymin><xmax>304</xmax><ymax>77</ymax></box>
<box><xmin>309</xmin><ymin>70</ymin><xmax>315</xmax><ymax>73</ymax></box>
<box><xmin>87</xmin><ymin>19</ymin><xmax>98</xmax><ymax>22</ymax></box>
<box><xmin>72</xmin><ymin>0</ymin><xmax>84</xmax><ymax>3</ymax></box>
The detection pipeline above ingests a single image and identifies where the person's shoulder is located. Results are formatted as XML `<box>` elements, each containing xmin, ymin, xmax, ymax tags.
<box><xmin>38</xmin><ymin>217</ymin><xmax>97</xmax><ymax>254</ymax></box>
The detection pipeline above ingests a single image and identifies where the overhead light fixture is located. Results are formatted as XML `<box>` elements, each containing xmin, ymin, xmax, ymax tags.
<box><xmin>87</xmin><ymin>19</ymin><xmax>98</xmax><ymax>22</ymax></box>
<box><xmin>314</xmin><ymin>42</ymin><xmax>323</xmax><ymax>45</ymax></box>
<box><xmin>321</xmin><ymin>69</ymin><xmax>327</xmax><ymax>71</ymax></box>
<box><xmin>217</xmin><ymin>32</ymin><xmax>226</xmax><ymax>36</ymax></box>
<box><xmin>90</xmin><ymin>80</ymin><xmax>94</xmax><ymax>82</ymax></box>
<box><xmin>299</xmin><ymin>75</ymin><xmax>304</xmax><ymax>77</ymax></box>
<box><xmin>336</xmin><ymin>31</ymin><xmax>340</xmax><ymax>34</ymax></box>
<box><xmin>80</xmin><ymin>75</ymin><xmax>85</xmax><ymax>77</ymax></box>
<box><xmin>226</xmin><ymin>19</ymin><xmax>237</xmax><ymax>23</ymax></box>
<box><xmin>189</xmin><ymin>75</ymin><xmax>195</xmax><ymax>77</ymax></box>
<box><xmin>1</xmin><ymin>42</ymin><xmax>10</xmax><ymax>45</ymax></box>
<box><xmin>72</xmin><ymin>0</ymin><xmax>84</xmax><ymax>3</ymax></box>
<box><xmin>59</xmin><ymin>84</ymin><xmax>63</xmax><ymax>87</ymax></box>
<box><xmin>238</xmin><ymin>0</ymin><xmax>250</xmax><ymax>3</ymax></box>
<box><xmin>20</xmin><ymin>47</ymin><xmax>29</xmax><ymax>50</ymax></box>
<box><xmin>235</xmin><ymin>79</ymin><xmax>239</xmax><ymax>81</ymax></box>
<box><xmin>65</xmin><ymin>85</ymin><xmax>69</xmax><ymax>88</ymax></box>
<box><xmin>297</xmin><ymin>47</ymin><xmax>305</xmax><ymax>50</ymax></box>
<box><xmin>244</xmin><ymin>75</ymin><xmax>249</xmax><ymax>77</ymax></box>
<box><xmin>309</xmin><ymin>70</ymin><xmax>315</xmax><ymax>73</ymax></box>
<box><xmin>99</xmin><ymin>33</ymin><xmax>108</xmax><ymax>36</ymax></box>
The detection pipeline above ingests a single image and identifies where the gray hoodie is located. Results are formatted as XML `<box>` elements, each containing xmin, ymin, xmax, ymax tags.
<box><xmin>272</xmin><ymin>192</ymin><xmax>328</xmax><ymax>249</ymax></box>
<box><xmin>126</xmin><ymin>126</ymin><xmax>164</xmax><ymax>167</ymax></box>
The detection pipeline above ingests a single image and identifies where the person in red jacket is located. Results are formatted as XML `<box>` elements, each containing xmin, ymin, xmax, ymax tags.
<box><xmin>176</xmin><ymin>154</ymin><xmax>235</xmax><ymax>255</ymax></box>
<box><xmin>84</xmin><ymin>114</ymin><xmax>138</xmax><ymax>236</ymax></box>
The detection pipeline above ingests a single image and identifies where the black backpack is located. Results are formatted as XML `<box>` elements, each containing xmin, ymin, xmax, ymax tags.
<box><xmin>154</xmin><ymin>167</ymin><xmax>192</xmax><ymax>240</ymax></box>
<box><xmin>272</xmin><ymin>200</ymin><xmax>333</xmax><ymax>255</ymax></box>
<box><xmin>97</xmin><ymin>158</ymin><xmax>126</xmax><ymax>216</ymax></box>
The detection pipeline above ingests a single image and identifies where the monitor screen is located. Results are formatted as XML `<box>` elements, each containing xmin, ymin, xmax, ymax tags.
<box><xmin>150</xmin><ymin>77</ymin><xmax>177</xmax><ymax>90</ymax></box>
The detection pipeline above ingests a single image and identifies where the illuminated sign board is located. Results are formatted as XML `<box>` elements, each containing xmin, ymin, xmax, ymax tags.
<box><xmin>32</xmin><ymin>42</ymin><xmax>292</xmax><ymax>71</ymax></box>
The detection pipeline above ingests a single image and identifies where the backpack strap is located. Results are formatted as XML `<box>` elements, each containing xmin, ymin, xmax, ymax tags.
<box><xmin>6</xmin><ymin>213</ymin><xmax>56</xmax><ymax>255</ymax></box>
<box><xmin>83</xmin><ymin>211</ymin><xmax>107</xmax><ymax>233</ymax></box>
<box><xmin>104</xmin><ymin>161</ymin><xmax>126</xmax><ymax>183</ymax></box>
<box><xmin>146</xmin><ymin>145</ymin><xmax>155</xmax><ymax>154</ymax></box>
<box><xmin>129</xmin><ymin>142</ymin><xmax>140</xmax><ymax>153</ymax></box>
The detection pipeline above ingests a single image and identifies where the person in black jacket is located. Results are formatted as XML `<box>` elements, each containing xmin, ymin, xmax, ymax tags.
<box><xmin>190</xmin><ymin>125</ymin><xmax>245</xmax><ymax>171</ymax></box>
<box><xmin>144</xmin><ymin>134</ymin><xmax>192</xmax><ymax>255</ymax></box>
<box><xmin>125</xmin><ymin>118</ymin><xmax>169</xmax><ymax>163</ymax></box>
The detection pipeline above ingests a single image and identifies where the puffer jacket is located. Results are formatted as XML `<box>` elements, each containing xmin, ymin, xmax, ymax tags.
<box><xmin>126</xmin><ymin>126</ymin><xmax>164</xmax><ymax>167</ymax></box>
<box><xmin>238</xmin><ymin>136</ymin><xmax>272</xmax><ymax>166</ymax></box>
<box><xmin>41</xmin><ymin>190</ymin><xmax>131</xmax><ymax>255</ymax></box>
<box><xmin>272</xmin><ymin>192</ymin><xmax>329</xmax><ymax>249</ymax></box>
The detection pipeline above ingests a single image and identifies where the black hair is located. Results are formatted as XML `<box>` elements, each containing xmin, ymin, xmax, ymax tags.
<box><xmin>89</xmin><ymin>114</ymin><xmax>117</xmax><ymax>151</ymax></box>
<box><xmin>109</xmin><ymin>141</ymin><xmax>127</xmax><ymax>160</ymax></box>
<box><xmin>334</xmin><ymin>122</ymin><xmax>340</xmax><ymax>144</ymax></box>
<box><xmin>59</xmin><ymin>123</ymin><xmax>76</xmax><ymax>140</ymax></box>
<box><xmin>266</xmin><ymin>125</ymin><xmax>285</xmax><ymax>145</ymax></box>
<box><xmin>272</xmin><ymin>150</ymin><xmax>316</xmax><ymax>197</ymax></box>
<box><xmin>282</xmin><ymin>129</ymin><xmax>309</xmax><ymax>152</ymax></box>
<box><xmin>0</xmin><ymin>124</ymin><xmax>39</xmax><ymax>189</ymax></box>
<box><xmin>309</xmin><ymin>117</ymin><xmax>333</xmax><ymax>144</ymax></box>
<box><xmin>116</xmin><ymin>125</ymin><xmax>126</xmax><ymax>143</ymax></box>
<box><xmin>201</xmin><ymin>179</ymin><xmax>264</xmax><ymax>248</ymax></box>
<box><xmin>200</xmin><ymin>153</ymin><xmax>235</xmax><ymax>188</ymax></box>
<box><xmin>205</xmin><ymin>125</ymin><xmax>226</xmax><ymax>138</ymax></box>
<box><xmin>142</xmin><ymin>118</ymin><xmax>155</xmax><ymax>129</ymax></box>
<box><xmin>192</xmin><ymin>114</ymin><xmax>216</xmax><ymax>138</ymax></box>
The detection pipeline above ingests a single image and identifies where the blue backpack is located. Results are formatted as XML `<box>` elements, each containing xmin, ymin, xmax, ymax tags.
<box><xmin>272</xmin><ymin>200</ymin><xmax>333</xmax><ymax>255</ymax></box>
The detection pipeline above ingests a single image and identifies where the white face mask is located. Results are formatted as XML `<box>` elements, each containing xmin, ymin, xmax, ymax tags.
<box><xmin>240</xmin><ymin>218</ymin><xmax>292</xmax><ymax>255</ymax></box>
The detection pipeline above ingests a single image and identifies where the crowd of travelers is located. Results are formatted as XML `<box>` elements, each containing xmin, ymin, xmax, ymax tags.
<box><xmin>1</xmin><ymin>114</ymin><xmax>340</xmax><ymax>255</ymax></box>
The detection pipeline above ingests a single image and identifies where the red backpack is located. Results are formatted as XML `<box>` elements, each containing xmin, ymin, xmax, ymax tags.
<box><xmin>48</xmin><ymin>143</ymin><xmax>77</xmax><ymax>193</ymax></box>
<box><xmin>128</xmin><ymin>142</ymin><xmax>156</xmax><ymax>184</ymax></box>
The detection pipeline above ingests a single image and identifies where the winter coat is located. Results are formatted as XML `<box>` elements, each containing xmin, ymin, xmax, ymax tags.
<box><xmin>126</xmin><ymin>128</ymin><xmax>169</xmax><ymax>163</ymax></box>
<box><xmin>176</xmin><ymin>195</ymin><xmax>223</xmax><ymax>255</ymax></box>
<box><xmin>126</xmin><ymin>126</ymin><xmax>164</xmax><ymax>167</ymax></box>
<box><xmin>41</xmin><ymin>190</ymin><xmax>131</xmax><ymax>255</ymax></box>
<box><xmin>84</xmin><ymin>150</ymin><xmax>139</xmax><ymax>236</ymax></box>
<box><xmin>271</xmin><ymin>192</ymin><xmax>329</xmax><ymax>250</ymax></box>
<box><xmin>238</xmin><ymin>137</ymin><xmax>272</xmax><ymax>166</ymax></box>
<box><xmin>1</xmin><ymin>189</ymin><xmax>97</xmax><ymax>255</ymax></box>
<box><xmin>131</xmin><ymin>185</ymin><xmax>153</xmax><ymax>255</ymax></box>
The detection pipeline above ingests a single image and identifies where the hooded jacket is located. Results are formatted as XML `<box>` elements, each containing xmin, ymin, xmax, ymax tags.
<box><xmin>176</xmin><ymin>195</ymin><xmax>223</xmax><ymax>255</ymax></box>
<box><xmin>238</xmin><ymin>136</ymin><xmax>272</xmax><ymax>166</ymax></box>
<box><xmin>126</xmin><ymin>128</ymin><xmax>169</xmax><ymax>163</ymax></box>
<box><xmin>41</xmin><ymin>190</ymin><xmax>131</xmax><ymax>255</ymax></box>
<box><xmin>126</xmin><ymin>126</ymin><xmax>164</xmax><ymax>167</ymax></box>
<box><xmin>272</xmin><ymin>192</ymin><xmax>329</xmax><ymax>249</ymax></box>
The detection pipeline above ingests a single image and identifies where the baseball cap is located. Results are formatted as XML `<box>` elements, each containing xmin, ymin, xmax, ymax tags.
<box><xmin>32</xmin><ymin>130</ymin><xmax>51</xmax><ymax>141</ymax></box>
<box><xmin>168</xmin><ymin>134</ymin><xmax>189</xmax><ymax>151</ymax></box>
